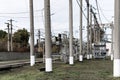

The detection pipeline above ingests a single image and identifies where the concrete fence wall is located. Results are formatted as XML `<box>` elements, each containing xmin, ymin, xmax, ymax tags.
<box><xmin>0</xmin><ymin>52</ymin><xmax>40</xmax><ymax>61</ymax></box>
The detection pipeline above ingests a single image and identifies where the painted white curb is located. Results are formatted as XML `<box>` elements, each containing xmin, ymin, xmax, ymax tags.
<box><xmin>79</xmin><ymin>55</ymin><xmax>83</xmax><ymax>61</ymax></box>
<box><xmin>90</xmin><ymin>54</ymin><xmax>92</xmax><ymax>59</ymax></box>
<box><xmin>111</xmin><ymin>54</ymin><xmax>114</xmax><ymax>61</ymax></box>
<box><xmin>113</xmin><ymin>59</ymin><xmax>120</xmax><ymax>77</ymax></box>
<box><xmin>45</xmin><ymin>58</ymin><xmax>52</xmax><ymax>72</ymax></box>
<box><xmin>87</xmin><ymin>54</ymin><xmax>90</xmax><ymax>59</ymax></box>
<box><xmin>30</xmin><ymin>55</ymin><xmax>35</xmax><ymax>66</ymax></box>
<box><xmin>69</xmin><ymin>56</ymin><xmax>74</xmax><ymax>65</ymax></box>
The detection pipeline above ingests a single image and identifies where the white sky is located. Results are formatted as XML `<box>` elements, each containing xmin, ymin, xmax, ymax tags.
<box><xmin>0</xmin><ymin>0</ymin><xmax>114</xmax><ymax>42</ymax></box>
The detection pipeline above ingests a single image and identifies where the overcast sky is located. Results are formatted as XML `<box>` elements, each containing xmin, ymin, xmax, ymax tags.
<box><xmin>0</xmin><ymin>0</ymin><xmax>114</xmax><ymax>42</ymax></box>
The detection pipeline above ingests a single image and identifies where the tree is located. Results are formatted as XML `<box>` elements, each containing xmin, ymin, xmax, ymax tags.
<box><xmin>13</xmin><ymin>28</ymin><xmax>29</xmax><ymax>47</ymax></box>
<box><xmin>0</xmin><ymin>30</ymin><xmax>7</xmax><ymax>51</ymax></box>
<box><xmin>0</xmin><ymin>30</ymin><xmax>7</xmax><ymax>39</ymax></box>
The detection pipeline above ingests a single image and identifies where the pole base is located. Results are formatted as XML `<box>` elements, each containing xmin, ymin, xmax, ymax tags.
<box><xmin>111</xmin><ymin>54</ymin><xmax>114</xmax><ymax>61</ymax></box>
<box><xmin>113</xmin><ymin>59</ymin><xmax>120</xmax><ymax>77</ymax></box>
<box><xmin>30</xmin><ymin>55</ymin><xmax>35</xmax><ymax>66</ymax></box>
<box><xmin>90</xmin><ymin>54</ymin><xmax>92</xmax><ymax>59</ymax></box>
<box><xmin>69</xmin><ymin>56</ymin><xmax>74</xmax><ymax>65</ymax></box>
<box><xmin>79</xmin><ymin>55</ymin><xmax>83</xmax><ymax>61</ymax></box>
<box><xmin>87</xmin><ymin>54</ymin><xmax>90</xmax><ymax>60</ymax></box>
<box><xmin>45</xmin><ymin>58</ymin><xmax>52</xmax><ymax>72</ymax></box>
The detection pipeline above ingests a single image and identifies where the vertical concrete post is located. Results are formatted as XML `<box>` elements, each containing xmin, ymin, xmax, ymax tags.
<box><xmin>89</xmin><ymin>6</ymin><xmax>92</xmax><ymax>59</ymax></box>
<box><xmin>38</xmin><ymin>29</ymin><xmax>41</xmax><ymax>52</ymax></box>
<box><xmin>5</xmin><ymin>23</ymin><xmax>10</xmax><ymax>52</ymax></box>
<box><xmin>86</xmin><ymin>0</ymin><xmax>90</xmax><ymax>59</ymax></box>
<box><xmin>94</xmin><ymin>19</ymin><xmax>96</xmax><ymax>43</ymax></box>
<box><xmin>69</xmin><ymin>0</ymin><xmax>74</xmax><ymax>65</ymax></box>
<box><xmin>44</xmin><ymin>0</ymin><xmax>52</xmax><ymax>72</ymax></box>
<box><xmin>98</xmin><ymin>29</ymin><xmax>100</xmax><ymax>42</ymax></box>
<box><xmin>7</xmin><ymin>24</ymin><xmax>10</xmax><ymax>52</ymax></box>
<box><xmin>113</xmin><ymin>0</ymin><xmax>120</xmax><ymax>77</ymax></box>
<box><xmin>111</xmin><ymin>22</ymin><xmax>114</xmax><ymax>61</ymax></box>
<box><xmin>10</xmin><ymin>19</ymin><xmax>13</xmax><ymax>52</ymax></box>
<box><xmin>95</xmin><ymin>29</ymin><xmax>98</xmax><ymax>43</ymax></box>
<box><xmin>29</xmin><ymin>0</ymin><xmax>35</xmax><ymax>66</ymax></box>
<box><xmin>79</xmin><ymin>0</ymin><xmax>83</xmax><ymax>62</ymax></box>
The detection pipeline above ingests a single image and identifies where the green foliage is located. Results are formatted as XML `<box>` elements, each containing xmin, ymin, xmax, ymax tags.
<box><xmin>0</xmin><ymin>30</ymin><xmax>7</xmax><ymax>39</ymax></box>
<box><xmin>13</xmin><ymin>28</ymin><xmax>29</xmax><ymax>47</ymax></box>
<box><xmin>0</xmin><ymin>30</ymin><xmax>7</xmax><ymax>51</ymax></box>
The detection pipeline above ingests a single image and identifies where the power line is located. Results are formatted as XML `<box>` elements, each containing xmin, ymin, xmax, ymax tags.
<box><xmin>85</xmin><ymin>0</ymin><xmax>100</xmax><ymax>29</ymax></box>
<box><xmin>0</xmin><ymin>9</ymin><xmax>43</xmax><ymax>14</ymax></box>
<box><xmin>0</xmin><ymin>15</ymin><xmax>43</xmax><ymax>18</ymax></box>
<box><xmin>0</xmin><ymin>16</ymin><xmax>29</xmax><ymax>18</ymax></box>
<box><xmin>76</xmin><ymin>0</ymin><xmax>87</xmax><ymax>20</ymax></box>
<box><xmin>97</xmin><ymin>1</ymin><xmax>110</xmax><ymax>23</ymax></box>
<box><xmin>95</xmin><ymin>0</ymin><xmax>102</xmax><ymax>24</ymax></box>
<box><xmin>24</xmin><ymin>0</ymin><xmax>29</xmax><ymax>13</ymax></box>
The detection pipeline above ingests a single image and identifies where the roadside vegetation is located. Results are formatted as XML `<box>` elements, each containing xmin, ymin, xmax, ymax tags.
<box><xmin>0</xmin><ymin>28</ymin><xmax>29</xmax><ymax>52</ymax></box>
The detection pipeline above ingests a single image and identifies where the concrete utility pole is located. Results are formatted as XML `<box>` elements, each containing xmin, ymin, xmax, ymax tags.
<box><xmin>44</xmin><ymin>0</ymin><xmax>52</xmax><ymax>72</ymax></box>
<box><xmin>10</xmin><ymin>19</ymin><xmax>13</xmax><ymax>52</ymax></box>
<box><xmin>86</xmin><ymin>0</ymin><xmax>90</xmax><ymax>59</ymax></box>
<box><xmin>98</xmin><ymin>28</ymin><xmax>100</xmax><ymax>42</ymax></box>
<box><xmin>113</xmin><ymin>0</ymin><xmax>120</xmax><ymax>77</ymax></box>
<box><xmin>89</xmin><ymin>6</ymin><xmax>92</xmax><ymax>59</ymax></box>
<box><xmin>8</xmin><ymin>19</ymin><xmax>14</xmax><ymax>52</ymax></box>
<box><xmin>69</xmin><ymin>0</ymin><xmax>74</xmax><ymax>65</ymax></box>
<box><xmin>111</xmin><ymin>22</ymin><xmax>114</xmax><ymax>61</ymax></box>
<box><xmin>5</xmin><ymin>23</ymin><xmax>10</xmax><ymax>52</ymax></box>
<box><xmin>29</xmin><ymin>0</ymin><xmax>35</xmax><ymax>66</ymax></box>
<box><xmin>94</xmin><ymin>17</ymin><xmax>96</xmax><ymax>43</ymax></box>
<box><xmin>38</xmin><ymin>29</ymin><xmax>41</xmax><ymax>52</ymax></box>
<box><xmin>79</xmin><ymin>0</ymin><xmax>83</xmax><ymax>62</ymax></box>
<box><xmin>96</xmin><ymin>29</ymin><xmax>98</xmax><ymax>43</ymax></box>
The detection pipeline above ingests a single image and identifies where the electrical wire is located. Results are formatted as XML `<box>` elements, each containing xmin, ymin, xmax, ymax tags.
<box><xmin>97</xmin><ymin>1</ymin><xmax>110</xmax><ymax>23</ymax></box>
<box><xmin>85</xmin><ymin>0</ymin><xmax>100</xmax><ymax>29</ymax></box>
<box><xmin>0</xmin><ymin>15</ymin><xmax>42</xmax><ymax>19</ymax></box>
<box><xmin>0</xmin><ymin>10</ymin><xmax>42</xmax><ymax>14</ymax></box>
<box><xmin>24</xmin><ymin>0</ymin><xmax>29</xmax><ymax>13</ymax></box>
<box><xmin>95</xmin><ymin>0</ymin><xmax>102</xmax><ymax>24</ymax></box>
<box><xmin>76</xmin><ymin>0</ymin><xmax>87</xmax><ymax>20</ymax></box>
<box><xmin>0</xmin><ymin>16</ymin><xmax>29</xmax><ymax>18</ymax></box>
